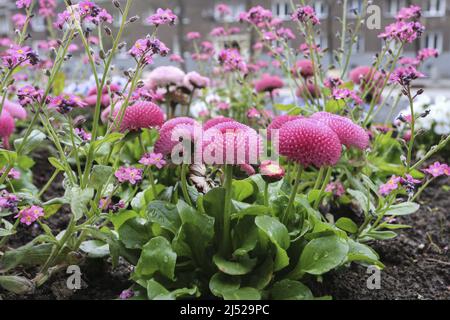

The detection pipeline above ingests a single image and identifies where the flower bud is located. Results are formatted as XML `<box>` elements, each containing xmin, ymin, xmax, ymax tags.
<box><xmin>260</xmin><ymin>161</ymin><xmax>285</xmax><ymax>183</ymax></box>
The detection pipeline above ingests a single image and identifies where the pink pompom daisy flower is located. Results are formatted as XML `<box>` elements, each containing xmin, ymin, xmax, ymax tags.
<box><xmin>292</xmin><ymin>59</ymin><xmax>314</xmax><ymax>78</ymax></box>
<box><xmin>254</xmin><ymin>74</ymin><xmax>284</xmax><ymax>93</ymax></box>
<box><xmin>0</xmin><ymin>111</ymin><xmax>15</xmax><ymax>149</ymax></box>
<box><xmin>279</xmin><ymin>118</ymin><xmax>342</xmax><ymax>167</ymax></box>
<box><xmin>311</xmin><ymin>112</ymin><xmax>370</xmax><ymax>150</ymax></box>
<box><xmin>120</xmin><ymin>101</ymin><xmax>165</xmax><ymax>132</ymax></box>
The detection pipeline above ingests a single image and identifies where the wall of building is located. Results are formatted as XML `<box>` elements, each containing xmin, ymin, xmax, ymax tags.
<box><xmin>1</xmin><ymin>0</ymin><xmax>449</xmax><ymax>79</ymax></box>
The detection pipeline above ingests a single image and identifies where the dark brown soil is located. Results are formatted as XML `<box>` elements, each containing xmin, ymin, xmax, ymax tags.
<box><xmin>310</xmin><ymin>177</ymin><xmax>450</xmax><ymax>300</ymax></box>
<box><xmin>1</xmin><ymin>149</ymin><xmax>449</xmax><ymax>300</ymax></box>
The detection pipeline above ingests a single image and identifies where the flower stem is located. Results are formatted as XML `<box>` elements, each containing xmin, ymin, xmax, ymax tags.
<box><xmin>38</xmin><ymin>170</ymin><xmax>61</xmax><ymax>199</ymax></box>
<box><xmin>221</xmin><ymin>165</ymin><xmax>234</xmax><ymax>256</ymax></box>
<box><xmin>264</xmin><ymin>181</ymin><xmax>269</xmax><ymax>207</ymax></box>
<box><xmin>39</xmin><ymin>215</ymin><xmax>76</xmax><ymax>278</ymax></box>
<box><xmin>282</xmin><ymin>165</ymin><xmax>303</xmax><ymax>224</ymax></box>
<box><xmin>314</xmin><ymin>167</ymin><xmax>332</xmax><ymax>209</ymax></box>
<box><xmin>180</xmin><ymin>164</ymin><xmax>193</xmax><ymax>207</ymax></box>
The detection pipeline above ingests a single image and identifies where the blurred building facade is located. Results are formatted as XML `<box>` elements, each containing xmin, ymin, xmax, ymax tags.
<box><xmin>0</xmin><ymin>0</ymin><xmax>449</xmax><ymax>79</ymax></box>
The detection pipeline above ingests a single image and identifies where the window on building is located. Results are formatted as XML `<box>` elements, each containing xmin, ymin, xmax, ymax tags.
<box><xmin>272</xmin><ymin>1</ymin><xmax>292</xmax><ymax>20</ymax></box>
<box><xmin>0</xmin><ymin>12</ymin><xmax>10</xmax><ymax>35</ymax></box>
<box><xmin>424</xmin><ymin>0</ymin><xmax>446</xmax><ymax>17</ymax></box>
<box><xmin>32</xmin><ymin>16</ymin><xmax>46</xmax><ymax>32</ymax></box>
<box><xmin>314</xmin><ymin>0</ymin><xmax>328</xmax><ymax>19</ymax></box>
<box><xmin>214</xmin><ymin>3</ymin><xmax>246</xmax><ymax>22</ymax></box>
<box><xmin>349</xmin><ymin>0</ymin><xmax>364</xmax><ymax>16</ymax></box>
<box><xmin>422</xmin><ymin>32</ymin><xmax>443</xmax><ymax>52</ymax></box>
<box><xmin>386</xmin><ymin>0</ymin><xmax>406</xmax><ymax>17</ymax></box>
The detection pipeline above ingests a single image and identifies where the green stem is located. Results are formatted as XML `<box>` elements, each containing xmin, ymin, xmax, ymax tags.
<box><xmin>39</xmin><ymin>215</ymin><xmax>76</xmax><ymax>277</ymax></box>
<box><xmin>38</xmin><ymin>170</ymin><xmax>61</xmax><ymax>199</ymax></box>
<box><xmin>411</xmin><ymin>179</ymin><xmax>433</xmax><ymax>202</ymax></box>
<box><xmin>221</xmin><ymin>165</ymin><xmax>234</xmax><ymax>256</ymax></box>
<box><xmin>264</xmin><ymin>181</ymin><xmax>269</xmax><ymax>207</ymax></box>
<box><xmin>81</xmin><ymin>0</ymin><xmax>133</xmax><ymax>188</ymax></box>
<box><xmin>282</xmin><ymin>165</ymin><xmax>303</xmax><ymax>224</ymax></box>
<box><xmin>410</xmin><ymin>135</ymin><xmax>450</xmax><ymax>171</ymax></box>
<box><xmin>406</xmin><ymin>87</ymin><xmax>415</xmax><ymax>173</ymax></box>
<box><xmin>314</xmin><ymin>167</ymin><xmax>332</xmax><ymax>209</ymax></box>
<box><xmin>313</xmin><ymin>167</ymin><xmax>325</xmax><ymax>190</ymax></box>
<box><xmin>180</xmin><ymin>164</ymin><xmax>193</xmax><ymax>207</ymax></box>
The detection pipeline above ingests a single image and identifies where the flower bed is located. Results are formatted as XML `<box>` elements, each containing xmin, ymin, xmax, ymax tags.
<box><xmin>0</xmin><ymin>1</ymin><xmax>449</xmax><ymax>300</ymax></box>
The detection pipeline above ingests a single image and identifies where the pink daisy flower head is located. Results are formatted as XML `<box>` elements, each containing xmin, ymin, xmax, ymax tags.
<box><xmin>184</xmin><ymin>72</ymin><xmax>210</xmax><ymax>90</ymax></box>
<box><xmin>349</xmin><ymin>66</ymin><xmax>383</xmax><ymax>88</ymax></box>
<box><xmin>279</xmin><ymin>118</ymin><xmax>342</xmax><ymax>168</ymax></box>
<box><xmin>267</xmin><ymin>115</ymin><xmax>303</xmax><ymax>141</ymax></box>
<box><xmin>186</xmin><ymin>32</ymin><xmax>201</xmax><ymax>40</ymax></box>
<box><xmin>147</xmin><ymin>8</ymin><xmax>177</xmax><ymax>27</ymax></box>
<box><xmin>247</xmin><ymin>108</ymin><xmax>261</xmax><ymax>119</ymax></box>
<box><xmin>203</xmin><ymin>117</ymin><xmax>235</xmax><ymax>131</ymax></box>
<box><xmin>217</xmin><ymin>102</ymin><xmax>230</xmax><ymax>111</ymax></box>
<box><xmin>119</xmin><ymin>101</ymin><xmax>165</xmax><ymax>132</ymax></box>
<box><xmin>260</xmin><ymin>160</ymin><xmax>285</xmax><ymax>183</ymax></box>
<box><xmin>292</xmin><ymin>60</ymin><xmax>314</xmax><ymax>78</ymax></box>
<box><xmin>154</xmin><ymin>117</ymin><xmax>200</xmax><ymax>157</ymax></box>
<box><xmin>423</xmin><ymin>162</ymin><xmax>447</xmax><ymax>178</ymax></box>
<box><xmin>203</xmin><ymin>121</ymin><xmax>262</xmax><ymax>166</ymax></box>
<box><xmin>291</xmin><ymin>5</ymin><xmax>320</xmax><ymax>25</ymax></box>
<box><xmin>210</xmin><ymin>27</ymin><xmax>227</xmax><ymax>37</ymax></box>
<box><xmin>216</xmin><ymin>4</ymin><xmax>232</xmax><ymax>16</ymax></box>
<box><xmin>15</xmin><ymin>205</ymin><xmax>44</xmax><ymax>226</ymax></box>
<box><xmin>139</xmin><ymin>153</ymin><xmax>167</xmax><ymax>169</ymax></box>
<box><xmin>115</xmin><ymin>167</ymin><xmax>143</xmax><ymax>185</ymax></box>
<box><xmin>254</xmin><ymin>74</ymin><xmax>284</xmax><ymax>93</ymax></box>
<box><xmin>379</xmin><ymin>176</ymin><xmax>402</xmax><ymax>196</ymax></box>
<box><xmin>4</xmin><ymin>99</ymin><xmax>27</xmax><ymax>119</ymax></box>
<box><xmin>311</xmin><ymin>112</ymin><xmax>370</xmax><ymax>150</ymax></box>
<box><xmin>0</xmin><ymin>111</ymin><xmax>15</xmax><ymax>149</ymax></box>
<box><xmin>169</xmin><ymin>54</ymin><xmax>184</xmax><ymax>63</ymax></box>
<box><xmin>145</xmin><ymin>66</ymin><xmax>186</xmax><ymax>89</ymax></box>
